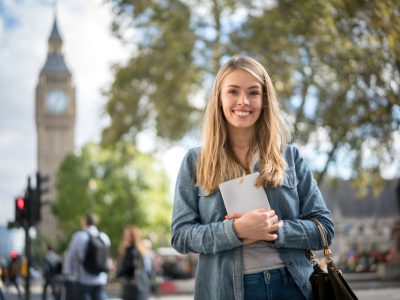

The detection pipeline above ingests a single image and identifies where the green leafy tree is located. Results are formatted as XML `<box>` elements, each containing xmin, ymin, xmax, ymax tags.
<box><xmin>52</xmin><ymin>142</ymin><xmax>171</xmax><ymax>255</ymax></box>
<box><xmin>229</xmin><ymin>0</ymin><xmax>400</xmax><ymax>188</ymax></box>
<box><xmin>103</xmin><ymin>0</ymin><xmax>201</xmax><ymax>144</ymax></box>
<box><xmin>103</xmin><ymin>0</ymin><xmax>255</xmax><ymax>145</ymax></box>
<box><xmin>105</xmin><ymin>0</ymin><xmax>399</xmax><ymax>188</ymax></box>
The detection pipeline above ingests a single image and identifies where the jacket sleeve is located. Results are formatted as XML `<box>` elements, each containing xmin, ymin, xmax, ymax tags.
<box><xmin>171</xmin><ymin>149</ymin><xmax>242</xmax><ymax>255</ymax></box>
<box><xmin>274</xmin><ymin>145</ymin><xmax>335</xmax><ymax>251</ymax></box>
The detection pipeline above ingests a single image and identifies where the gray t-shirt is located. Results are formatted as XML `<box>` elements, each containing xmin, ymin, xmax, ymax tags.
<box><xmin>243</xmin><ymin>241</ymin><xmax>285</xmax><ymax>274</ymax></box>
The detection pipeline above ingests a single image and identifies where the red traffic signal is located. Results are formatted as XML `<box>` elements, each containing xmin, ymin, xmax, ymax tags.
<box><xmin>10</xmin><ymin>250</ymin><xmax>18</xmax><ymax>259</ymax></box>
<box><xmin>15</xmin><ymin>196</ymin><xmax>30</xmax><ymax>225</ymax></box>
<box><xmin>16</xmin><ymin>197</ymin><xmax>25</xmax><ymax>210</ymax></box>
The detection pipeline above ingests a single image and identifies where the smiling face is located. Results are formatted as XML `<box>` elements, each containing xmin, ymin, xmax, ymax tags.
<box><xmin>220</xmin><ymin>69</ymin><xmax>263</xmax><ymax>134</ymax></box>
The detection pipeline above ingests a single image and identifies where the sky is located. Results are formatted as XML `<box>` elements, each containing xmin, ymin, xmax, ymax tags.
<box><xmin>0</xmin><ymin>0</ymin><xmax>189</xmax><ymax>225</ymax></box>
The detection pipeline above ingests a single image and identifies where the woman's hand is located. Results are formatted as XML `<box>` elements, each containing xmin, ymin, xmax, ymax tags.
<box><xmin>225</xmin><ymin>208</ymin><xmax>283</xmax><ymax>241</ymax></box>
<box><xmin>242</xmin><ymin>238</ymin><xmax>258</xmax><ymax>245</ymax></box>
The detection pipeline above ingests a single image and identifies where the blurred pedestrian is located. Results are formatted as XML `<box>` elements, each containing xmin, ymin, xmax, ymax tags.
<box><xmin>0</xmin><ymin>265</ymin><xmax>5</xmax><ymax>300</ymax></box>
<box><xmin>42</xmin><ymin>244</ymin><xmax>62</xmax><ymax>300</ymax></box>
<box><xmin>171</xmin><ymin>55</ymin><xmax>334</xmax><ymax>300</ymax></box>
<box><xmin>63</xmin><ymin>213</ymin><xmax>111</xmax><ymax>300</ymax></box>
<box><xmin>117</xmin><ymin>225</ymin><xmax>150</xmax><ymax>300</ymax></box>
<box><xmin>7</xmin><ymin>251</ymin><xmax>22</xmax><ymax>300</ymax></box>
<box><xmin>142</xmin><ymin>239</ymin><xmax>157</xmax><ymax>293</ymax></box>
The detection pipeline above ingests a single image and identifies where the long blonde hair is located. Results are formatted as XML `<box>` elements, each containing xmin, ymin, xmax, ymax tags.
<box><xmin>196</xmin><ymin>56</ymin><xmax>290</xmax><ymax>193</ymax></box>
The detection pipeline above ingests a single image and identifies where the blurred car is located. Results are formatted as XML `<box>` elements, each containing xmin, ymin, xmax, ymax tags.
<box><xmin>154</xmin><ymin>247</ymin><xmax>197</xmax><ymax>295</ymax></box>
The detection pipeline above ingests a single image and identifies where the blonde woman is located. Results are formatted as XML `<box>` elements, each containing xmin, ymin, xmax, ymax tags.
<box><xmin>171</xmin><ymin>56</ymin><xmax>334</xmax><ymax>300</ymax></box>
<box><xmin>117</xmin><ymin>225</ymin><xmax>150</xmax><ymax>300</ymax></box>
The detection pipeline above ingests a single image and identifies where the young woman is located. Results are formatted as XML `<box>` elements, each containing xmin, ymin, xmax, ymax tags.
<box><xmin>117</xmin><ymin>225</ymin><xmax>151</xmax><ymax>300</ymax></box>
<box><xmin>171</xmin><ymin>56</ymin><xmax>334</xmax><ymax>300</ymax></box>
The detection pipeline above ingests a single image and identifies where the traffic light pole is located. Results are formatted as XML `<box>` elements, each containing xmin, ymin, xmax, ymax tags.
<box><xmin>24</xmin><ymin>222</ymin><xmax>31</xmax><ymax>300</ymax></box>
<box><xmin>8</xmin><ymin>172</ymin><xmax>49</xmax><ymax>300</ymax></box>
<box><xmin>24</xmin><ymin>177</ymin><xmax>32</xmax><ymax>300</ymax></box>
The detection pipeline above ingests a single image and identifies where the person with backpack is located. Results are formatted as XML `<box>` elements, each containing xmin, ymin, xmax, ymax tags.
<box><xmin>42</xmin><ymin>244</ymin><xmax>62</xmax><ymax>300</ymax></box>
<box><xmin>116</xmin><ymin>225</ymin><xmax>151</xmax><ymax>300</ymax></box>
<box><xmin>63</xmin><ymin>213</ymin><xmax>111</xmax><ymax>300</ymax></box>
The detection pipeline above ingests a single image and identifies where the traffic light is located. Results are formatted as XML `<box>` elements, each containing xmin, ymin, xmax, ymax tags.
<box><xmin>36</xmin><ymin>172</ymin><xmax>49</xmax><ymax>201</ymax></box>
<box><xmin>30</xmin><ymin>172</ymin><xmax>49</xmax><ymax>224</ymax></box>
<box><xmin>15</xmin><ymin>196</ymin><xmax>30</xmax><ymax>225</ymax></box>
<box><xmin>11</xmin><ymin>173</ymin><xmax>50</xmax><ymax>227</ymax></box>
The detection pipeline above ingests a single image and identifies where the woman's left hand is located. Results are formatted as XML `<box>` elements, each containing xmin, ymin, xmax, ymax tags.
<box><xmin>225</xmin><ymin>209</ymin><xmax>282</xmax><ymax>241</ymax></box>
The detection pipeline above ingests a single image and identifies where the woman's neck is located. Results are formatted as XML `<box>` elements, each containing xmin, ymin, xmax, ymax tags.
<box><xmin>227</xmin><ymin>126</ymin><xmax>255</xmax><ymax>168</ymax></box>
<box><xmin>228</xmin><ymin>126</ymin><xmax>254</xmax><ymax>147</ymax></box>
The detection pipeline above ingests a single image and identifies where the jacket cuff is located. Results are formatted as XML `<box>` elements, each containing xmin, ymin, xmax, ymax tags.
<box><xmin>224</xmin><ymin>219</ymin><xmax>243</xmax><ymax>247</ymax></box>
<box><xmin>274</xmin><ymin>222</ymin><xmax>285</xmax><ymax>248</ymax></box>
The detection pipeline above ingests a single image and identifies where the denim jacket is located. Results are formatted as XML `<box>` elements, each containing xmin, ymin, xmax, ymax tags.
<box><xmin>171</xmin><ymin>145</ymin><xmax>334</xmax><ymax>300</ymax></box>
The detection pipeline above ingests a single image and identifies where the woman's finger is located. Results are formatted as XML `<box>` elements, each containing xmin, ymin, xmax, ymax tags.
<box><xmin>265</xmin><ymin>209</ymin><xmax>276</xmax><ymax>218</ymax></box>
<box><xmin>271</xmin><ymin>215</ymin><xmax>279</xmax><ymax>223</ymax></box>
<box><xmin>264</xmin><ymin>233</ymin><xmax>278</xmax><ymax>241</ymax></box>
<box><xmin>265</xmin><ymin>215</ymin><xmax>278</xmax><ymax>225</ymax></box>
<box><xmin>225</xmin><ymin>212</ymin><xmax>245</xmax><ymax>220</ymax></box>
<box><xmin>269</xmin><ymin>220</ymin><xmax>283</xmax><ymax>231</ymax></box>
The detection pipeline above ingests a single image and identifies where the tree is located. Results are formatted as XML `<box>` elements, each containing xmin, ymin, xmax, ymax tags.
<box><xmin>103</xmin><ymin>0</ymin><xmax>201</xmax><ymax>145</ymax></box>
<box><xmin>104</xmin><ymin>0</ymin><xmax>399</xmax><ymax>188</ymax></box>
<box><xmin>52</xmin><ymin>142</ymin><xmax>171</xmax><ymax>255</ymax></box>
<box><xmin>104</xmin><ymin>0</ymin><xmax>257</xmax><ymax>145</ymax></box>
<box><xmin>229</xmin><ymin>0</ymin><xmax>400</xmax><ymax>187</ymax></box>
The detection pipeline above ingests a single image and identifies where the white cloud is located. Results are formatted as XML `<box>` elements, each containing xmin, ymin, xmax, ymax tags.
<box><xmin>0</xmin><ymin>0</ymin><xmax>128</xmax><ymax>224</ymax></box>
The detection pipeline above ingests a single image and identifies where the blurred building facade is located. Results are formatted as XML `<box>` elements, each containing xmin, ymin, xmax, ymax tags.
<box><xmin>35</xmin><ymin>16</ymin><xmax>76</xmax><ymax>240</ymax></box>
<box><xmin>322</xmin><ymin>180</ymin><xmax>399</xmax><ymax>272</ymax></box>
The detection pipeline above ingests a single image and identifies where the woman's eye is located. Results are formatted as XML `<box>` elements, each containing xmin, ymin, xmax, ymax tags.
<box><xmin>228</xmin><ymin>90</ymin><xmax>238</xmax><ymax>95</ymax></box>
<box><xmin>249</xmin><ymin>91</ymin><xmax>260</xmax><ymax>96</ymax></box>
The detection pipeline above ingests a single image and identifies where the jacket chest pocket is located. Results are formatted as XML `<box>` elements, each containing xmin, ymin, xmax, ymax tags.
<box><xmin>197</xmin><ymin>188</ymin><xmax>226</xmax><ymax>223</ymax></box>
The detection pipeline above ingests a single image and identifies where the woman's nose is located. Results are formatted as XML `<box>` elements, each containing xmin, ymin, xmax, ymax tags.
<box><xmin>237</xmin><ymin>92</ymin><xmax>249</xmax><ymax>105</ymax></box>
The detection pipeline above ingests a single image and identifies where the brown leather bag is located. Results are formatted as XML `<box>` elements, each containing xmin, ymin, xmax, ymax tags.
<box><xmin>308</xmin><ymin>218</ymin><xmax>358</xmax><ymax>300</ymax></box>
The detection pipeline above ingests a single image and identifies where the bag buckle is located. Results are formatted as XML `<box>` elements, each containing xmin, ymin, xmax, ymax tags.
<box><xmin>323</xmin><ymin>247</ymin><xmax>332</xmax><ymax>258</ymax></box>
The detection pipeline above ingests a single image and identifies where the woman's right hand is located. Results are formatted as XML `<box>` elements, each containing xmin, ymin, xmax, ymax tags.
<box><xmin>226</xmin><ymin>208</ymin><xmax>283</xmax><ymax>241</ymax></box>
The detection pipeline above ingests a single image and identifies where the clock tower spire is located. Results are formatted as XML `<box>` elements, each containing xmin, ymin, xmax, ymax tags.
<box><xmin>48</xmin><ymin>16</ymin><xmax>63</xmax><ymax>53</ymax></box>
<box><xmin>35</xmin><ymin>13</ymin><xmax>76</xmax><ymax>240</ymax></box>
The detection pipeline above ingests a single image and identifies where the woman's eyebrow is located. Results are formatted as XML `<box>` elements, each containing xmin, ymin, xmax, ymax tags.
<box><xmin>225</xmin><ymin>84</ymin><xmax>261</xmax><ymax>89</ymax></box>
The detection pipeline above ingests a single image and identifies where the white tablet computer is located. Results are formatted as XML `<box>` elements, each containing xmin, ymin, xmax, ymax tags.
<box><xmin>218</xmin><ymin>172</ymin><xmax>271</xmax><ymax>214</ymax></box>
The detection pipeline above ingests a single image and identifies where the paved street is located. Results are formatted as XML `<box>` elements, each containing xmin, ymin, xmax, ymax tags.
<box><xmin>3</xmin><ymin>288</ymin><xmax>400</xmax><ymax>300</ymax></box>
<box><xmin>5</xmin><ymin>289</ymin><xmax>400</xmax><ymax>300</ymax></box>
<box><xmin>2</xmin><ymin>275</ymin><xmax>400</xmax><ymax>300</ymax></box>
<box><xmin>355</xmin><ymin>288</ymin><xmax>400</xmax><ymax>300</ymax></box>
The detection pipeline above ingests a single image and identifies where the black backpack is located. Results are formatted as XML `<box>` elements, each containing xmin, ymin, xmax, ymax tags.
<box><xmin>83</xmin><ymin>231</ymin><xmax>109</xmax><ymax>275</ymax></box>
<box><xmin>44</xmin><ymin>257</ymin><xmax>62</xmax><ymax>278</ymax></box>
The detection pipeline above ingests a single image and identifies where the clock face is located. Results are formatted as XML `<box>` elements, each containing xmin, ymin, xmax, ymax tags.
<box><xmin>46</xmin><ymin>90</ymin><xmax>68</xmax><ymax>114</ymax></box>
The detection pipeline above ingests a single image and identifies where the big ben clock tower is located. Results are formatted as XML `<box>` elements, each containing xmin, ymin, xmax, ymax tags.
<box><xmin>35</xmin><ymin>16</ymin><xmax>75</xmax><ymax>239</ymax></box>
